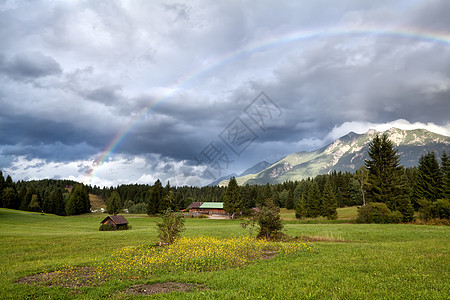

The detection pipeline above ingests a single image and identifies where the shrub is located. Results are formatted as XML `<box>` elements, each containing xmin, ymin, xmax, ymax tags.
<box><xmin>356</xmin><ymin>202</ymin><xmax>392</xmax><ymax>224</ymax></box>
<box><xmin>99</xmin><ymin>224</ymin><xmax>115</xmax><ymax>231</ymax></box>
<box><xmin>99</xmin><ymin>224</ymin><xmax>132</xmax><ymax>231</ymax></box>
<box><xmin>256</xmin><ymin>200</ymin><xmax>283</xmax><ymax>240</ymax></box>
<box><xmin>156</xmin><ymin>209</ymin><xmax>185</xmax><ymax>244</ymax></box>
<box><xmin>128</xmin><ymin>203</ymin><xmax>147</xmax><ymax>214</ymax></box>
<box><xmin>430</xmin><ymin>199</ymin><xmax>450</xmax><ymax>219</ymax></box>
<box><xmin>389</xmin><ymin>211</ymin><xmax>403</xmax><ymax>224</ymax></box>
<box><xmin>419</xmin><ymin>198</ymin><xmax>450</xmax><ymax>220</ymax></box>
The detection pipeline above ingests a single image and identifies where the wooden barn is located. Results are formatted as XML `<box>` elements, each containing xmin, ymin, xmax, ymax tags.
<box><xmin>100</xmin><ymin>215</ymin><xmax>129</xmax><ymax>229</ymax></box>
<box><xmin>186</xmin><ymin>201</ymin><xmax>204</xmax><ymax>212</ymax></box>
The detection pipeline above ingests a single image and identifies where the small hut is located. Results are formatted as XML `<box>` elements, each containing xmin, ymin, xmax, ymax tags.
<box><xmin>100</xmin><ymin>215</ymin><xmax>129</xmax><ymax>230</ymax></box>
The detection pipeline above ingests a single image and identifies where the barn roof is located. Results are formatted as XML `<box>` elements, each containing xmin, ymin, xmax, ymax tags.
<box><xmin>187</xmin><ymin>201</ymin><xmax>204</xmax><ymax>209</ymax></box>
<box><xmin>101</xmin><ymin>215</ymin><xmax>129</xmax><ymax>225</ymax></box>
<box><xmin>199</xmin><ymin>202</ymin><xmax>224</xmax><ymax>209</ymax></box>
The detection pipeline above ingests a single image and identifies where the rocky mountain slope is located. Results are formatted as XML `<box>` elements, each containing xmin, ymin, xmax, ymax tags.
<box><xmin>219</xmin><ymin>128</ymin><xmax>449</xmax><ymax>186</ymax></box>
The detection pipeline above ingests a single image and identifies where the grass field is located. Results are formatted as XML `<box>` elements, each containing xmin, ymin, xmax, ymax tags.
<box><xmin>0</xmin><ymin>208</ymin><xmax>448</xmax><ymax>299</ymax></box>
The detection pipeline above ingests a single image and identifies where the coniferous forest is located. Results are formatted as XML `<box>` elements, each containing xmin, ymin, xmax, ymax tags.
<box><xmin>0</xmin><ymin>134</ymin><xmax>448</xmax><ymax>222</ymax></box>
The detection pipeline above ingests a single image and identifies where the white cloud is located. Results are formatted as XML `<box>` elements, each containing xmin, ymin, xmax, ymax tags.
<box><xmin>327</xmin><ymin>119</ymin><xmax>450</xmax><ymax>141</ymax></box>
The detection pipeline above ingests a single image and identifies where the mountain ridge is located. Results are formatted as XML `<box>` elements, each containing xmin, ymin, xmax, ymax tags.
<box><xmin>218</xmin><ymin>128</ymin><xmax>449</xmax><ymax>186</ymax></box>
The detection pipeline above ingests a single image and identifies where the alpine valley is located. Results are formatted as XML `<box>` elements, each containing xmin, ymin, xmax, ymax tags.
<box><xmin>218</xmin><ymin>128</ymin><xmax>449</xmax><ymax>186</ymax></box>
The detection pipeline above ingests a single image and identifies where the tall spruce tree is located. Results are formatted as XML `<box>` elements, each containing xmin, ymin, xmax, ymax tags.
<box><xmin>147</xmin><ymin>179</ymin><xmax>163</xmax><ymax>215</ymax></box>
<box><xmin>2</xmin><ymin>175</ymin><xmax>18</xmax><ymax>209</ymax></box>
<box><xmin>441</xmin><ymin>151</ymin><xmax>450</xmax><ymax>199</ymax></box>
<box><xmin>0</xmin><ymin>171</ymin><xmax>5</xmax><ymax>207</ymax></box>
<box><xmin>65</xmin><ymin>184</ymin><xmax>90</xmax><ymax>215</ymax></box>
<box><xmin>159</xmin><ymin>190</ymin><xmax>175</xmax><ymax>212</ymax></box>
<box><xmin>2</xmin><ymin>187</ymin><xmax>17</xmax><ymax>209</ymax></box>
<box><xmin>305</xmin><ymin>181</ymin><xmax>321</xmax><ymax>218</ymax></box>
<box><xmin>107</xmin><ymin>191</ymin><xmax>122</xmax><ymax>215</ymax></box>
<box><xmin>365</xmin><ymin>133</ymin><xmax>412</xmax><ymax>221</ymax></box>
<box><xmin>285</xmin><ymin>189</ymin><xmax>295</xmax><ymax>209</ymax></box>
<box><xmin>414</xmin><ymin>152</ymin><xmax>443</xmax><ymax>204</ymax></box>
<box><xmin>51</xmin><ymin>189</ymin><xmax>65</xmax><ymax>216</ymax></box>
<box><xmin>159</xmin><ymin>182</ymin><xmax>172</xmax><ymax>212</ymax></box>
<box><xmin>321</xmin><ymin>178</ymin><xmax>337</xmax><ymax>219</ymax></box>
<box><xmin>223</xmin><ymin>177</ymin><xmax>242</xmax><ymax>219</ymax></box>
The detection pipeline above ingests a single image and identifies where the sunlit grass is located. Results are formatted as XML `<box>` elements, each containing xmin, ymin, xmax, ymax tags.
<box><xmin>1</xmin><ymin>209</ymin><xmax>448</xmax><ymax>299</ymax></box>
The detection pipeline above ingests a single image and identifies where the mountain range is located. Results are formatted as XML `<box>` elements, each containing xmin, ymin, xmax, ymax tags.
<box><xmin>217</xmin><ymin>128</ymin><xmax>449</xmax><ymax>186</ymax></box>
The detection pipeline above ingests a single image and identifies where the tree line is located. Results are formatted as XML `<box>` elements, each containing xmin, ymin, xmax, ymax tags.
<box><xmin>0</xmin><ymin>133</ymin><xmax>448</xmax><ymax>220</ymax></box>
<box><xmin>0</xmin><ymin>178</ymin><xmax>90</xmax><ymax>216</ymax></box>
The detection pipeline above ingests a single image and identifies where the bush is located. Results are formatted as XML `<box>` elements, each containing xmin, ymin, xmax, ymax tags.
<box><xmin>99</xmin><ymin>224</ymin><xmax>132</xmax><ymax>231</ymax></box>
<box><xmin>430</xmin><ymin>199</ymin><xmax>450</xmax><ymax>219</ymax></box>
<box><xmin>99</xmin><ymin>224</ymin><xmax>115</xmax><ymax>231</ymax></box>
<box><xmin>356</xmin><ymin>202</ymin><xmax>392</xmax><ymax>224</ymax></box>
<box><xmin>389</xmin><ymin>211</ymin><xmax>403</xmax><ymax>224</ymax></box>
<box><xmin>156</xmin><ymin>209</ymin><xmax>185</xmax><ymax>244</ymax></box>
<box><xmin>419</xmin><ymin>199</ymin><xmax>450</xmax><ymax>220</ymax></box>
<box><xmin>128</xmin><ymin>203</ymin><xmax>147</xmax><ymax>214</ymax></box>
<box><xmin>256</xmin><ymin>200</ymin><xmax>283</xmax><ymax>240</ymax></box>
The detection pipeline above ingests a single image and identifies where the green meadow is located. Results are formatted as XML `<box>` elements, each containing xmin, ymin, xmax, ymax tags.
<box><xmin>0</xmin><ymin>208</ymin><xmax>448</xmax><ymax>299</ymax></box>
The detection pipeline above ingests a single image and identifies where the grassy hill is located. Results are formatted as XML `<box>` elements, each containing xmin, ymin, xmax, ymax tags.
<box><xmin>0</xmin><ymin>208</ymin><xmax>448</xmax><ymax>299</ymax></box>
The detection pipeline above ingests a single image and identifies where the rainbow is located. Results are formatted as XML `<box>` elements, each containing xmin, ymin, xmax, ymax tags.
<box><xmin>86</xmin><ymin>26</ymin><xmax>450</xmax><ymax>185</ymax></box>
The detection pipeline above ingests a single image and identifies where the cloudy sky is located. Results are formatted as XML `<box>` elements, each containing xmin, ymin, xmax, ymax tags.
<box><xmin>1</xmin><ymin>0</ymin><xmax>449</xmax><ymax>187</ymax></box>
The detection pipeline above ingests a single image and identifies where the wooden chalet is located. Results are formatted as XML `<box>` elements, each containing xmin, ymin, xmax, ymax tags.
<box><xmin>100</xmin><ymin>215</ymin><xmax>129</xmax><ymax>229</ymax></box>
<box><xmin>186</xmin><ymin>201</ymin><xmax>226</xmax><ymax>216</ymax></box>
<box><xmin>199</xmin><ymin>202</ymin><xmax>226</xmax><ymax>215</ymax></box>
<box><xmin>186</xmin><ymin>201</ymin><xmax>204</xmax><ymax>211</ymax></box>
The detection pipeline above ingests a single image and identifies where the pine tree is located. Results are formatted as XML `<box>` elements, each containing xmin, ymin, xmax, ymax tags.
<box><xmin>21</xmin><ymin>187</ymin><xmax>34</xmax><ymax>211</ymax></box>
<box><xmin>256</xmin><ymin>199</ymin><xmax>283</xmax><ymax>240</ymax></box>
<box><xmin>414</xmin><ymin>152</ymin><xmax>443</xmax><ymax>204</ymax></box>
<box><xmin>223</xmin><ymin>177</ymin><xmax>242</xmax><ymax>219</ymax></box>
<box><xmin>5</xmin><ymin>175</ymin><xmax>14</xmax><ymax>189</ymax></box>
<box><xmin>0</xmin><ymin>171</ymin><xmax>5</xmax><ymax>207</ymax></box>
<box><xmin>147</xmin><ymin>179</ymin><xmax>163</xmax><ymax>215</ymax></box>
<box><xmin>241</xmin><ymin>184</ymin><xmax>256</xmax><ymax>210</ymax></box>
<box><xmin>305</xmin><ymin>181</ymin><xmax>321</xmax><ymax>218</ymax></box>
<box><xmin>441</xmin><ymin>151</ymin><xmax>450</xmax><ymax>199</ymax></box>
<box><xmin>279</xmin><ymin>189</ymin><xmax>289</xmax><ymax>208</ymax></box>
<box><xmin>66</xmin><ymin>184</ymin><xmax>90</xmax><ymax>215</ymax></box>
<box><xmin>285</xmin><ymin>189</ymin><xmax>295</xmax><ymax>209</ymax></box>
<box><xmin>365</xmin><ymin>133</ymin><xmax>410</xmax><ymax>212</ymax></box>
<box><xmin>321</xmin><ymin>178</ymin><xmax>337</xmax><ymax>219</ymax></box>
<box><xmin>2</xmin><ymin>187</ymin><xmax>17</xmax><ymax>209</ymax></box>
<box><xmin>159</xmin><ymin>190</ymin><xmax>175</xmax><ymax>212</ymax></box>
<box><xmin>107</xmin><ymin>191</ymin><xmax>122</xmax><ymax>215</ymax></box>
<box><xmin>294</xmin><ymin>180</ymin><xmax>310</xmax><ymax>219</ymax></box>
<box><xmin>42</xmin><ymin>192</ymin><xmax>52</xmax><ymax>213</ymax></box>
<box><xmin>51</xmin><ymin>189</ymin><xmax>65</xmax><ymax>216</ymax></box>
<box><xmin>159</xmin><ymin>182</ymin><xmax>172</xmax><ymax>212</ymax></box>
<box><xmin>156</xmin><ymin>208</ymin><xmax>185</xmax><ymax>244</ymax></box>
<box><xmin>28</xmin><ymin>194</ymin><xmax>40</xmax><ymax>212</ymax></box>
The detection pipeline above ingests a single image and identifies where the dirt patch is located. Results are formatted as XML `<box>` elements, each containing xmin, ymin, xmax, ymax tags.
<box><xmin>123</xmin><ymin>282</ymin><xmax>206</xmax><ymax>295</ymax></box>
<box><xmin>260</xmin><ymin>250</ymin><xmax>278</xmax><ymax>260</ymax></box>
<box><xmin>15</xmin><ymin>267</ymin><xmax>107</xmax><ymax>288</ymax></box>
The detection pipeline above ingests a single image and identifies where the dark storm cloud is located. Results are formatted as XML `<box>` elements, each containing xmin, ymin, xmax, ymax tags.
<box><xmin>0</xmin><ymin>0</ymin><xmax>448</xmax><ymax>186</ymax></box>
<box><xmin>0</xmin><ymin>52</ymin><xmax>62</xmax><ymax>80</ymax></box>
